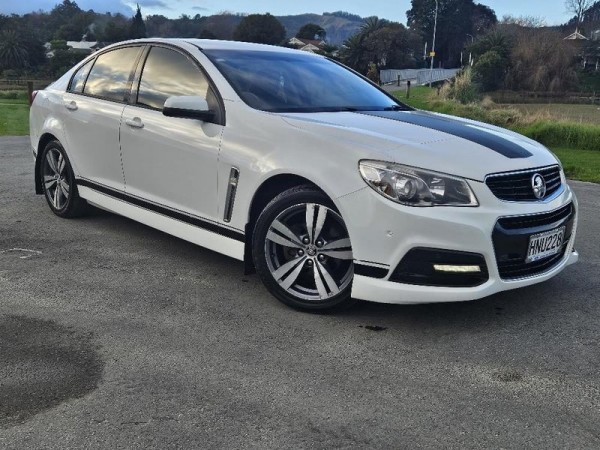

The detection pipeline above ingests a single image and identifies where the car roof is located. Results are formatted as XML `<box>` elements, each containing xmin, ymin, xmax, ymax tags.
<box><xmin>109</xmin><ymin>38</ymin><xmax>312</xmax><ymax>55</ymax></box>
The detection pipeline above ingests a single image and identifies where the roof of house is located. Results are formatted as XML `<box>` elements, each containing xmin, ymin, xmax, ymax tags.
<box><xmin>288</xmin><ymin>37</ymin><xmax>326</xmax><ymax>48</ymax></box>
<box><xmin>300</xmin><ymin>43</ymin><xmax>321</xmax><ymax>53</ymax></box>
<box><xmin>564</xmin><ymin>30</ymin><xmax>588</xmax><ymax>40</ymax></box>
<box><xmin>67</xmin><ymin>41</ymin><xmax>99</xmax><ymax>50</ymax></box>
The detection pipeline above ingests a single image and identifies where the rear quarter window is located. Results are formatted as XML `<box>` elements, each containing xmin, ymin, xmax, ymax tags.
<box><xmin>69</xmin><ymin>59</ymin><xmax>94</xmax><ymax>93</ymax></box>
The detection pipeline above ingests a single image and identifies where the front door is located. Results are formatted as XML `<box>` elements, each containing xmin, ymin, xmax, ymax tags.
<box><xmin>119</xmin><ymin>45</ymin><xmax>223</xmax><ymax>221</ymax></box>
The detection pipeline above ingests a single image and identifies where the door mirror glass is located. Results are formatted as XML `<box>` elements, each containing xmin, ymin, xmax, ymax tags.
<box><xmin>163</xmin><ymin>96</ymin><xmax>214</xmax><ymax>121</ymax></box>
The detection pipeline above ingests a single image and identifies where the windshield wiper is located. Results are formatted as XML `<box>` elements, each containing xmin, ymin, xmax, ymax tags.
<box><xmin>383</xmin><ymin>105</ymin><xmax>409</xmax><ymax>111</ymax></box>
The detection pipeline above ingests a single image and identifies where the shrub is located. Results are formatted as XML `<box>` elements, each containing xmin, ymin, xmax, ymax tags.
<box><xmin>447</xmin><ymin>69</ymin><xmax>481</xmax><ymax>104</ymax></box>
<box><xmin>473</xmin><ymin>50</ymin><xmax>506</xmax><ymax>91</ymax></box>
<box><xmin>516</xmin><ymin>122</ymin><xmax>600</xmax><ymax>152</ymax></box>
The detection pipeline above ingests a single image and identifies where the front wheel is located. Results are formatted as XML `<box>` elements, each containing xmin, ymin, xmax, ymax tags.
<box><xmin>253</xmin><ymin>186</ymin><xmax>355</xmax><ymax>311</ymax></box>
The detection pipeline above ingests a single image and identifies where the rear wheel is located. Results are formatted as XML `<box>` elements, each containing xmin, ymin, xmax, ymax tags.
<box><xmin>253</xmin><ymin>186</ymin><xmax>355</xmax><ymax>311</ymax></box>
<box><xmin>39</xmin><ymin>140</ymin><xmax>87</xmax><ymax>218</ymax></box>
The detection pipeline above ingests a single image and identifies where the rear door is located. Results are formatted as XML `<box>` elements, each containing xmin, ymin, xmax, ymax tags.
<box><xmin>119</xmin><ymin>45</ymin><xmax>224</xmax><ymax>221</ymax></box>
<box><xmin>61</xmin><ymin>45</ymin><xmax>144</xmax><ymax>191</ymax></box>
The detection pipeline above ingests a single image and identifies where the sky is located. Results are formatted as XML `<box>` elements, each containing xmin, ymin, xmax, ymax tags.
<box><xmin>0</xmin><ymin>0</ymin><xmax>575</xmax><ymax>26</ymax></box>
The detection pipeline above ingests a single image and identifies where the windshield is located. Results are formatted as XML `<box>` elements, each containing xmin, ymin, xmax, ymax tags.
<box><xmin>203</xmin><ymin>49</ymin><xmax>411</xmax><ymax>113</ymax></box>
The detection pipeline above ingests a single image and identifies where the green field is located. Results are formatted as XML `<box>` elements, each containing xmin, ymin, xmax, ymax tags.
<box><xmin>0</xmin><ymin>98</ymin><xmax>29</xmax><ymax>136</ymax></box>
<box><xmin>508</xmin><ymin>103</ymin><xmax>600</xmax><ymax>126</ymax></box>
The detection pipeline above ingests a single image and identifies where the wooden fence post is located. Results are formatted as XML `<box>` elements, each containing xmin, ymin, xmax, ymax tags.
<box><xmin>27</xmin><ymin>81</ymin><xmax>34</xmax><ymax>105</ymax></box>
<box><xmin>406</xmin><ymin>80</ymin><xmax>411</xmax><ymax>99</ymax></box>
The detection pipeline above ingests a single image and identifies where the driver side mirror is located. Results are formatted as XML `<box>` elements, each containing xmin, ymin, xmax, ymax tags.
<box><xmin>163</xmin><ymin>96</ymin><xmax>215</xmax><ymax>121</ymax></box>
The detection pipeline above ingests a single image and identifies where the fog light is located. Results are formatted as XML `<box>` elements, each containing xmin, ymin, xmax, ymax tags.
<box><xmin>433</xmin><ymin>264</ymin><xmax>481</xmax><ymax>273</ymax></box>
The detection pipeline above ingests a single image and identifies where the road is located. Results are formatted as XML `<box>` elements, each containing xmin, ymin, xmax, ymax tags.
<box><xmin>1</xmin><ymin>136</ymin><xmax>599</xmax><ymax>449</ymax></box>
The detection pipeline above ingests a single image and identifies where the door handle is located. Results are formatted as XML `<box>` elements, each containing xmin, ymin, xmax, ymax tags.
<box><xmin>64</xmin><ymin>100</ymin><xmax>78</xmax><ymax>111</ymax></box>
<box><xmin>125</xmin><ymin>117</ymin><xmax>144</xmax><ymax>129</ymax></box>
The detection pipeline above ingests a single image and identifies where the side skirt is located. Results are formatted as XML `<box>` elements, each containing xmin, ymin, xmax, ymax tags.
<box><xmin>77</xmin><ymin>184</ymin><xmax>245</xmax><ymax>261</ymax></box>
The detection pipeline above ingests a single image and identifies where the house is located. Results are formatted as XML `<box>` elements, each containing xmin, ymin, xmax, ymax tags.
<box><xmin>288</xmin><ymin>37</ymin><xmax>327</xmax><ymax>52</ymax></box>
<box><xmin>44</xmin><ymin>39</ymin><xmax>103</xmax><ymax>58</ymax></box>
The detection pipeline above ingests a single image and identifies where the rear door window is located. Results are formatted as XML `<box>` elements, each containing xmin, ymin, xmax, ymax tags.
<box><xmin>84</xmin><ymin>46</ymin><xmax>142</xmax><ymax>102</ymax></box>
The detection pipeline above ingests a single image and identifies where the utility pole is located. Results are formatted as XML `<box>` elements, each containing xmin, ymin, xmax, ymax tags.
<box><xmin>429</xmin><ymin>0</ymin><xmax>439</xmax><ymax>87</ymax></box>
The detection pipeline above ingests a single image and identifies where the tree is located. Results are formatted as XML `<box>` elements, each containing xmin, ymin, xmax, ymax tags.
<box><xmin>233</xmin><ymin>13</ymin><xmax>285</xmax><ymax>45</ymax></box>
<box><xmin>130</xmin><ymin>4</ymin><xmax>147</xmax><ymax>39</ymax></box>
<box><xmin>505</xmin><ymin>29</ymin><xmax>578</xmax><ymax>92</ymax></box>
<box><xmin>100</xmin><ymin>20</ymin><xmax>129</xmax><ymax>42</ymax></box>
<box><xmin>49</xmin><ymin>0</ymin><xmax>82</xmax><ymax>32</ymax></box>
<box><xmin>0</xmin><ymin>29</ymin><xmax>29</xmax><ymax>69</ymax></box>
<box><xmin>360</xmin><ymin>16</ymin><xmax>386</xmax><ymax>35</ymax></box>
<box><xmin>341</xmin><ymin>33</ymin><xmax>365</xmax><ymax>71</ymax></box>
<box><xmin>363</xmin><ymin>24</ymin><xmax>421</xmax><ymax>69</ymax></box>
<box><xmin>198</xmin><ymin>29</ymin><xmax>217</xmax><ymax>39</ymax></box>
<box><xmin>472</xmin><ymin>4</ymin><xmax>497</xmax><ymax>35</ymax></box>
<box><xmin>470</xmin><ymin>30</ymin><xmax>513</xmax><ymax>60</ymax></box>
<box><xmin>472</xmin><ymin>50</ymin><xmax>505</xmax><ymax>90</ymax></box>
<box><xmin>407</xmin><ymin>0</ymin><xmax>497</xmax><ymax>67</ymax></box>
<box><xmin>296</xmin><ymin>23</ymin><xmax>326</xmax><ymax>40</ymax></box>
<box><xmin>342</xmin><ymin>21</ymin><xmax>422</xmax><ymax>74</ymax></box>
<box><xmin>565</xmin><ymin>0</ymin><xmax>594</xmax><ymax>28</ymax></box>
<box><xmin>500</xmin><ymin>15</ymin><xmax>547</xmax><ymax>27</ymax></box>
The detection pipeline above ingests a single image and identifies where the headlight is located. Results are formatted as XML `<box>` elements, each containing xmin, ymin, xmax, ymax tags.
<box><xmin>359</xmin><ymin>161</ymin><xmax>478</xmax><ymax>207</ymax></box>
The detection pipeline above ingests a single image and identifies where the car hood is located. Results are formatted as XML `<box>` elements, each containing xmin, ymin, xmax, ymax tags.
<box><xmin>280</xmin><ymin>109</ymin><xmax>558</xmax><ymax>181</ymax></box>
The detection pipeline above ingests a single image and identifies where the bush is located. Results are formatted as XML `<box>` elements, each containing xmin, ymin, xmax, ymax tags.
<box><xmin>2</xmin><ymin>69</ymin><xmax>19</xmax><ymax>79</ymax></box>
<box><xmin>516</xmin><ymin>122</ymin><xmax>600</xmax><ymax>152</ymax></box>
<box><xmin>0</xmin><ymin>91</ymin><xmax>18</xmax><ymax>99</ymax></box>
<box><xmin>447</xmin><ymin>69</ymin><xmax>481</xmax><ymax>104</ymax></box>
<box><xmin>472</xmin><ymin>50</ymin><xmax>506</xmax><ymax>91</ymax></box>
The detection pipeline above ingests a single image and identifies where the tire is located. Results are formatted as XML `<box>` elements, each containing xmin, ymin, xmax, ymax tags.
<box><xmin>39</xmin><ymin>140</ymin><xmax>88</xmax><ymax>218</ymax></box>
<box><xmin>253</xmin><ymin>185</ymin><xmax>356</xmax><ymax>312</ymax></box>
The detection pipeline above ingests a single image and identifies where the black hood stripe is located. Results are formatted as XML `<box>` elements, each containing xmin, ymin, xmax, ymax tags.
<box><xmin>358</xmin><ymin>110</ymin><xmax>532</xmax><ymax>159</ymax></box>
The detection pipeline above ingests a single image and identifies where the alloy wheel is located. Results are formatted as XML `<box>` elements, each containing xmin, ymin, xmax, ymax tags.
<box><xmin>42</xmin><ymin>147</ymin><xmax>70</xmax><ymax>210</ymax></box>
<box><xmin>264</xmin><ymin>203</ymin><xmax>353</xmax><ymax>301</ymax></box>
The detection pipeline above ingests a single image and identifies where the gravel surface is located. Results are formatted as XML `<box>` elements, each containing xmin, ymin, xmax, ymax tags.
<box><xmin>1</xmin><ymin>136</ymin><xmax>599</xmax><ymax>449</ymax></box>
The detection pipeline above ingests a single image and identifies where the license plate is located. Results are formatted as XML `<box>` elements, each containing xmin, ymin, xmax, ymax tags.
<box><xmin>526</xmin><ymin>226</ymin><xmax>565</xmax><ymax>263</ymax></box>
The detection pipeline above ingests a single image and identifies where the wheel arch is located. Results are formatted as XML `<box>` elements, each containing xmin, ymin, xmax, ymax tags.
<box><xmin>35</xmin><ymin>133</ymin><xmax>59</xmax><ymax>195</ymax></box>
<box><xmin>243</xmin><ymin>173</ymin><xmax>338</xmax><ymax>274</ymax></box>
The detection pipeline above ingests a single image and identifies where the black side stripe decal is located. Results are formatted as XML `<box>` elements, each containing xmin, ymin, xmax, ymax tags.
<box><xmin>76</xmin><ymin>179</ymin><xmax>245</xmax><ymax>242</ymax></box>
<box><xmin>358</xmin><ymin>110</ymin><xmax>533</xmax><ymax>159</ymax></box>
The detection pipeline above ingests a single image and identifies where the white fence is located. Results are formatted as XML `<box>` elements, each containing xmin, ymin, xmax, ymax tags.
<box><xmin>380</xmin><ymin>68</ymin><xmax>460</xmax><ymax>85</ymax></box>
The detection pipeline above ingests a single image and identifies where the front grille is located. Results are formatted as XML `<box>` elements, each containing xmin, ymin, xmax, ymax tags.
<box><xmin>493</xmin><ymin>203</ymin><xmax>575</xmax><ymax>280</ymax></box>
<box><xmin>497</xmin><ymin>203</ymin><xmax>573</xmax><ymax>230</ymax></box>
<box><xmin>486</xmin><ymin>165</ymin><xmax>562</xmax><ymax>202</ymax></box>
<box><xmin>496</xmin><ymin>248</ymin><xmax>567</xmax><ymax>279</ymax></box>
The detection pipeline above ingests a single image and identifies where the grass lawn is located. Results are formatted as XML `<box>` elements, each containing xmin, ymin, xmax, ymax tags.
<box><xmin>0</xmin><ymin>98</ymin><xmax>29</xmax><ymax>136</ymax></box>
<box><xmin>552</xmin><ymin>147</ymin><xmax>600</xmax><ymax>184</ymax></box>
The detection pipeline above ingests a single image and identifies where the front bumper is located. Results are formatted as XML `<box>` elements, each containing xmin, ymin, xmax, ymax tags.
<box><xmin>337</xmin><ymin>180</ymin><xmax>578</xmax><ymax>304</ymax></box>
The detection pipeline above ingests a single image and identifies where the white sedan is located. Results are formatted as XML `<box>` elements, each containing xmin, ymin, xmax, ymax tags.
<box><xmin>29</xmin><ymin>39</ymin><xmax>578</xmax><ymax>311</ymax></box>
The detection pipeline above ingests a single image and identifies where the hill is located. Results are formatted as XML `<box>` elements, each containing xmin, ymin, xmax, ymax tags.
<box><xmin>275</xmin><ymin>13</ymin><xmax>364</xmax><ymax>44</ymax></box>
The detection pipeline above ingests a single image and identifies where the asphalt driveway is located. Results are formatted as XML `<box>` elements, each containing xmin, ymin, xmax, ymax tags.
<box><xmin>1</xmin><ymin>136</ymin><xmax>599</xmax><ymax>449</ymax></box>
